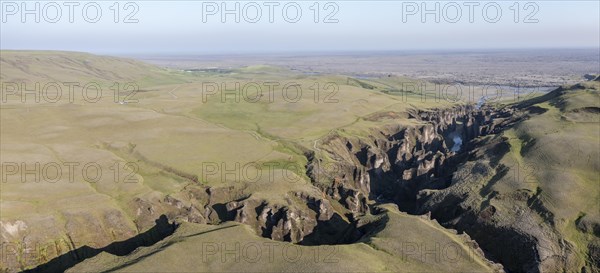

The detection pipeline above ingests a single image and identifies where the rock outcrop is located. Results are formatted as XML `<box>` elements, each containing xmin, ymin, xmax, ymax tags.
<box><xmin>305</xmin><ymin>103</ymin><xmax>582</xmax><ymax>272</ymax></box>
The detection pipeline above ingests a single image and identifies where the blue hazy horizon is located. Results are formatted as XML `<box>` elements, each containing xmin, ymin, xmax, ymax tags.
<box><xmin>1</xmin><ymin>1</ymin><xmax>599</xmax><ymax>54</ymax></box>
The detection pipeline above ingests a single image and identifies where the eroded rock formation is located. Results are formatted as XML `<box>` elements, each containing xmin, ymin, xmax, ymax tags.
<box><xmin>304</xmin><ymin>104</ymin><xmax>584</xmax><ymax>272</ymax></box>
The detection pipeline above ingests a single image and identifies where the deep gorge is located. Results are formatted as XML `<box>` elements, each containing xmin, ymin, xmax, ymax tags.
<box><xmin>303</xmin><ymin>103</ymin><xmax>576</xmax><ymax>272</ymax></box>
<box><xmin>20</xmin><ymin>103</ymin><xmax>570</xmax><ymax>273</ymax></box>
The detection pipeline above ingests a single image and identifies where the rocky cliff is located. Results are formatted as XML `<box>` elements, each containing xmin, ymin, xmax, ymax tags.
<box><xmin>303</xmin><ymin>85</ymin><xmax>599</xmax><ymax>272</ymax></box>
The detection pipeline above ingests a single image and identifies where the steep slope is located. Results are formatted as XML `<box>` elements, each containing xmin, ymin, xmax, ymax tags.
<box><xmin>419</xmin><ymin>83</ymin><xmax>599</xmax><ymax>272</ymax></box>
<box><xmin>306</xmin><ymin>83</ymin><xmax>599</xmax><ymax>272</ymax></box>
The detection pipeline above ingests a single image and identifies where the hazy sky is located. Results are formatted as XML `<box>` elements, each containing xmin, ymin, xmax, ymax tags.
<box><xmin>1</xmin><ymin>1</ymin><xmax>599</xmax><ymax>54</ymax></box>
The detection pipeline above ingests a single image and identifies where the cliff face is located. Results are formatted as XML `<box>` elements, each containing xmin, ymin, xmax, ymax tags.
<box><xmin>305</xmin><ymin>103</ymin><xmax>582</xmax><ymax>273</ymax></box>
<box><xmin>307</xmin><ymin>105</ymin><xmax>520</xmax><ymax>213</ymax></box>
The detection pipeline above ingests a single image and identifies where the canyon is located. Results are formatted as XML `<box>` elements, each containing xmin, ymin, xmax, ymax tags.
<box><xmin>29</xmin><ymin>85</ymin><xmax>599</xmax><ymax>273</ymax></box>
<box><xmin>1</xmin><ymin>52</ymin><xmax>598</xmax><ymax>273</ymax></box>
